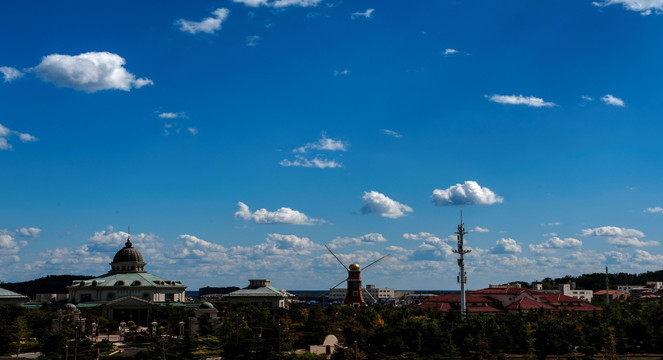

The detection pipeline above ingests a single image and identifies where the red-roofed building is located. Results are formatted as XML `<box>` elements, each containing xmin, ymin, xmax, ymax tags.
<box><xmin>594</xmin><ymin>289</ymin><xmax>628</xmax><ymax>301</ymax></box>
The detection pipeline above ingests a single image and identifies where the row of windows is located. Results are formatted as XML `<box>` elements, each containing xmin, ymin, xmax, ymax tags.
<box><xmin>112</xmin><ymin>265</ymin><xmax>144</xmax><ymax>271</ymax></box>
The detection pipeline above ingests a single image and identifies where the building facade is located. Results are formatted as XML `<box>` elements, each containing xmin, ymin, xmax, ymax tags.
<box><xmin>225</xmin><ymin>279</ymin><xmax>293</xmax><ymax>308</ymax></box>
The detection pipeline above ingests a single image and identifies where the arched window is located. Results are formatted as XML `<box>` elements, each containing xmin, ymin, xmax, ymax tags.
<box><xmin>114</xmin><ymin>281</ymin><xmax>125</xmax><ymax>286</ymax></box>
<box><xmin>131</xmin><ymin>280</ymin><xmax>141</xmax><ymax>286</ymax></box>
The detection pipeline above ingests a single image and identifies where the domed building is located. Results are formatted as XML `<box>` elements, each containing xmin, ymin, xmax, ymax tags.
<box><xmin>68</xmin><ymin>236</ymin><xmax>187</xmax><ymax>324</ymax></box>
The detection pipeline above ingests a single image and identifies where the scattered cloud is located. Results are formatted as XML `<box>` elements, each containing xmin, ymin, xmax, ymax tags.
<box><xmin>158</xmin><ymin>112</ymin><xmax>187</xmax><ymax>119</ymax></box>
<box><xmin>351</xmin><ymin>8</ymin><xmax>374</xmax><ymax>19</ymax></box>
<box><xmin>0</xmin><ymin>66</ymin><xmax>23</xmax><ymax>82</ymax></box>
<box><xmin>492</xmin><ymin>238</ymin><xmax>522</xmax><ymax>254</ymax></box>
<box><xmin>328</xmin><ymin>233</ymin><xmax>387</xmax><ymax>249</ymax></box>
<box><xmin>382</xmin><ymin>129</ymin><xmax>402</xmax><ymax>138</ymax></box>
<box><xmin>529</xmin><ymin>237</ymin><xmax>582</xmax><ymax>254</ymax></box>
<box><xmin>592</xmin><ymin>0</ymin><xmax>663</xmax><ymax>15</ymax></box>
<box><xmin>432</xmin><ymin>180</ymin><xmax>503</xmax><ymax>206</ymax></box>
<box><xmin>601</xmin><ymin>94</ymin><xmax>625</xmax><ymax>106</ymax></box>
<box><xmin>0</xmin><ymin>123</ymin><xmax>38</xmax><ymax>150</ymax></box>
<box><xmin>279</xmin><ymin>156</ymin><xmax>342</xmax><ymax>168</ymax></box>
<box><xmin>486</xmin><ymin>94</ymin><xmax>556</xmax><ymax>107</ymax></box>
<box><xmin>333</xmin><ymin>69</ymin><xmax>350</xmax><ymax>76</ymax></box>
<box><xmin>359</xmin><ymin>191</ymin><xmax>413</xmax><ymax>219</ymax></box>
<box><xmin>581</xmin><ymin>95</ymin><xmax>594</xmax><ymax>102</ymax></box>
<box><xmin>32</xmin><ymin>52</ymin><xmax>153</xmax><ymax>92</ymax></box>
<box><xmin>176</xmin><ymin>8</ymin><xmax>229</xmax><ymax>35</ymax></box>
<box><xmin>644</xmin><ymin>206</ymin><xmax>663</xmax><ymax>214</ymax></box>
<box><xmin>541</xmin><ymin>222</ymin><xmax>561</xmax><ymax>227</ymax></box>
<box><xmin>234</xmin><ymin>201</ymin><xmax>324</xmax><ymax>225</ymax></box>
<box><xmin>281</xmin><ymin>133</ymin><xmax>347</xmax><ymax>168</ymax></box>
<box><xmin>233</xmin><ymin>0</ymin><xmax>322</xmax><ymax>8</ymax></box>
<box><xmin>470</xmin><ymin>226</ymin><xmax>489</xmax><ymax>233</ymax></box>
<box><xmin>294</xmin><ymin>133</ymin><xmax>348</xmax><ymax>153</ymax></box>
<box><xmin>15</xmin><ymin>227</ymin><xmax>41</xmax><ymax>238</ymax></box>
<box><xmin>443</xmin><ymin>48</ymin><xmax>459</xmax><ymax>55</ymax></box>
<box><xmin>633</xmin><ymin>249</ymin><xmax>663</xmax><ymax>264</ymax></box>
<box><xmin>246</xmin><ymin>35</ymin><xmax>261</xmax><ymax>47</ymax></box>
<box><xmin>186</xmin><ymin>127</ymin><xmax>198</xmax><ymax>135</ymax></box>
<box><xmin>581</xmin><ymin>226</ymin><xmax>658</xmax><ymax>247</ymax></box>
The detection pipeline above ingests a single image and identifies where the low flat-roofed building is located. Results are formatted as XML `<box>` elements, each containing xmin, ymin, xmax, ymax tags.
<box><xmin>225</xmin><ymin>279</ymin><xmax>294</xmax><ymax>308</ymax></box>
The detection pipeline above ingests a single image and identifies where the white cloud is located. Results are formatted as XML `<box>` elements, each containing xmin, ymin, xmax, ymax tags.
<box><xmin>443</xmin><ymin>48</ymin><xmax>459</xmax><ymax>55</ymax></box>
<box><xmin>294</xmin><ymin>133</ymin><xmax>348</xmax><ymax>153</ymax></box>
<box><xmin>33</xmin><ymin>52</ymin><xmax>153</xmax><ymax>92</ymax></box>
<box><xmin>0</xmin><ymin>123</ymin><xmax>38</xmax><ymax>150</ymax></box>
<box><xmin>470</xmin><ymin>226</ymin><xmax>489</xmax><ymax>233</ymax></box>
<box><xmin>279</xmin><ymin>155</ymin><xmax>342</xmax><ymax>168</ymax></box>
<box><xmin>234</xmin><ymin>201</ymin><xmax>324</xmax><ymax>225</ymax></box>
<box><xmin>486</xmin><ymin>94</ymin><xmax>556</xmax><ymax>107</ymax></box>
<box><xmin>581</xmin><ymin>95</ymin><xmax>594</xmax><ymax>102</ymax></box>
<box><xmin>176</xmin><ymin>8</ymin><xmax>229</xmax><ymax>35</ymax></box>
<box><xmin>432</xmin><ymin>180</ymin><xmax>503</xmax><ymax>206</ymax></box>
<box><xmin>645</xmin><ymin>206</ymin><xmax>663</xmax><ymax>214</ymax></box>
<box><xmin>186</xmin><ymin>127</ymin><xmax>198</xmax><ymax>135</ymax></box>
<box><xmin>359</xmin><ymin>191</ymin><xmax>413</xmax><ymax>219</ymax></box>
<box><xmin>351</xmin><ymin>8</ymin><xmax>374</xmax><ymax>19</ymax></box>
<box><xmin>0</xmin><ymin>234</ymin><xmax>21</xmax><ymax>255</ymax></box>
<box><xmin>233</xmin><ymin>0</ymin><xmax>322</xmax><ymax>7</ymax></box>
<box><xmin>601</xmin><ymin>94</ymin><xmax>625</xmax><ymax>106</ymax></box>
<box><xmin>0</xmin><ymin>66</ymin><xmax>23</xmax><ymax>82</ymax></box>
<box><xmin>15</xmin><ymin>227</ymin><xmax>41</xmax><ymax>238</ymax></box>
<box><xmin>246</xmin><ymin>35</ymin><xmax>261</xmax><ymax>47</ymax></box>
<box><xmin>581</xmin><ymin>226</ymin><xmax>658</xmax><ymax>247</ymax></box>
<box><xmin>529</xmin><ymin>237</ymin><xmax>582</xmax><ymax>254</ymax></box>
<box><xmin>633</xmin><ymin>249</ymin><xmax>663</xmax><ymax>264</ymax></box>
<box><xmin>382</xmin><ymin>129</ymin><xmax>402</xmax><ymax>138</ymax></box>
<box><xmin>605</xmin><ymin>250</ymin><xmax>630</xmax><ymax>264</ymax></box>
<box><xmin>333</xmin><ymin>69</ymin><xmax>350</xmax><ymax>76</ymax></box>
<box><xmin>541</xmin><ymin>222</ymin><xmax>561</xmax><ymax>227</ymax></box>
<box><xmin>491</xmin><ymin>238</ymin><xmax>522</xmax><ymax>254</ymax></box>
<box><xmin>158</xmin><ymin>112</ymin><xmax>186</xmax><ymax>119</ymax></box>
<box><xmin>329</xmin><ymin>233</ymin><xmax>387</xmax><ymax>249</ymax></box>
<box><xmin>592</xmin><ymin>0</ymin><xmax>663</xmax><ymax>15</ymax></box>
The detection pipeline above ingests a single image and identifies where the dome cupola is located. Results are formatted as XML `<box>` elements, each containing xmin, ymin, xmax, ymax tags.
<box><xmin>109</xmin><ymin>237</ymin><xmax>147</xmax><ymax>273</ymax></box>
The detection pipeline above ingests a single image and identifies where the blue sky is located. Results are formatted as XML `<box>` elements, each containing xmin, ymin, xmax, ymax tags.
<box><xmin>2</xmin><ymin>0</ymin><xmax>663</xmax><ymax>291</ymax></box>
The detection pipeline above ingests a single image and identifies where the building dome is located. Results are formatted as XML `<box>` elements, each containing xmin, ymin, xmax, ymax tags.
<box><xmin>113</xmin><ymin>238</ymin><xmax>144</xmax><ymax>263</ymax></box>
<box><xmin>200</xmin><ymin>302</ymin><xmax>215</xmax><ymax>309</ymax></box>
<box><xmin>349</xmin><ymin>263</ymin><xmax>360</xmax><ymax>271</ymax></box>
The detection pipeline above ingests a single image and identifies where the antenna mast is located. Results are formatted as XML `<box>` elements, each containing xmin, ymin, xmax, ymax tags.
<box><xmin>452</xmin><ymin>211</ymin><xmax>471</xmax><ymax>319</ymax></box>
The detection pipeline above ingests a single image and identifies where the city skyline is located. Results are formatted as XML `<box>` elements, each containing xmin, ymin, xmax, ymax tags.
<box><xmin>2</xmin><ymin>0</ymin><xmax>663</xmax><ymax>290</ymax></box>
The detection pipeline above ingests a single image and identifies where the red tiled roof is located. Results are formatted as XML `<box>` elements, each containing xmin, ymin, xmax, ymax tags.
<box><xmin>471</xmin><ymin>288</ymin><xmax>534</xmax><ymax>295</ymax></box>
<box><xmin>506</xmin><ymin>297</ymin><xmax>554</xmax><ymax>310</ymax></box>
<box><xmin>538</xmin><ymin>293</ymin><xmax>582</xmax><ymax>303</ymax></box>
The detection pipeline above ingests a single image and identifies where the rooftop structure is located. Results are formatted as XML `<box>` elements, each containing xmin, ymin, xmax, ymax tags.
<box><xmin>225</xmin><ymin>279</ymin><xmax>294</xmax><ymax>308</ymax></box>
<box><xmin>0</xmin><ymin>286</ymin><xmax>28</xmax><ymax>306</ymax></box>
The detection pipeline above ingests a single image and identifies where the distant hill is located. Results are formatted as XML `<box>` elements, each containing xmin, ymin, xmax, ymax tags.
<box><xmin>511</xmin><ymin>270</ymin><xmax>663</xmax><ymax>291</ymax></box>
<box><xmin>199</xmin><ymin>286</ymin><xmax>240</xmax><ymax>296</ymax></box>
<box><xmin>0</xmin><ymin>274</ymin><xmax>94</xmax><ymax>299</ymax></box>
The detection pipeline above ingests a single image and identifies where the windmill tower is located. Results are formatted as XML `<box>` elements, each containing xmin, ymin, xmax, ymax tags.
<box><xmin>326</xmin><ymin>245</ymin><xmax>388</xmax><ymax>307</ymax></box>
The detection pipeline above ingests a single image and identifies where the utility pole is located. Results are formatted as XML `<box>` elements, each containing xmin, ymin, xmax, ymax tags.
<box><xmin>605</xmin><ymin>265</ymin><xmax>609</xmax><ymax>304</ymax></box>
<box><xmin>453</xmin><ymin>212</ymin><xmax>471</xmax><ymax>320</ymax></box>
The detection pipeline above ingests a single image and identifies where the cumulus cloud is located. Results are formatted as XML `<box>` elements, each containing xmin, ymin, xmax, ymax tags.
<box><xmin>382</xmin><ymin>129</ymin><xmax>402</xmax><ymax>138</ymax></box>
<box><xmin>491</xmin><ymin>238</ymin><xmax>522</xmax><ymax>254</ymax></box>
<box><xmin>486</xmin><ymin>94</ymin><xmax>556</xmax><ymax>107</ymax></box>
<box><xmin>645</xmin><ymin>206</ymin><xmax>663</xmax><ymax>214</ymax></box>
<box><xmin>234</xmin><ymin>202</ymin><xmax>324</xmax><ymax>225</ymax></box>
<box><xmin>0</xmin><ymin>123</ymin><xmax>38</xmax><ymax>150</ymax></box>
<box><xmin>529</xmin><ymin>237</ymin><xmax>582</xmax><ymax>254</ymax></box>
<box><xmin>633</xmin><ymin>249</ymin><xmax>663</xmax><ymax>264</ymax></box>
<box><xmin>359</xmin><ymin>191</ymin><xmax>413</xmax><ymax>219</ymax></box>
<box><xmin>329</xmin><ymin>233</ymin><xmax>387</xmax><ymax>249</ymax></box>
<box><xmin>294</xmin><ymin>133</ymin><xmax>348</xmax><ymax>153</ymax></box>
<box><xmin>233</xmin><ymin>0</ymin><xmax>322</xmax><ymax>7</ymax></box>
<box><xmin>279</xmin><ymin>156</ymin><xmax>342</xmax><ymax>168</ymax></box>
<box><xmin>333</xmin><ymin>69</ymin><xmax>350</xmax><ymax>76</ymax></box>
<box><xmin>432</xmin><ymin>180</ymin><xmax>503</xmax><ymax>206</ymax></box>
<box><xmin>601</xmin><ymin>94</ymin><xmax>625</xmax><ymax>106</ymax></box>
<box><xmin>0</xmin><ymin>66</ymin><xmax>23</xmax><ymax>82</ymax></box>
<box><xmin>470</xmin><ymin>226</ymin><xmax>489</xmax><ymax>233</ymax></box>
<box><xmin>582</xmin><ymin>226</ymin><xmax>658</xmax><ymax>247</ymax></box>
<box><xmin>351</xmin><ymin>8</ymin><xmax>374</xmax><ymax>19</ymax></box>
<box><xmin>176</xmin><ymin>8</ymin><xmax>229</xmax><ymax>34</ymax></box>
<box><xmin>592</xmin><ymin>0</ymin><xmax>663</xmax><ymax>15</ymax></box>
<box><xmin>32</xmin><ymin>52</ymin><xmax>153</xmax><ymax>92</ymax></box>
<box><xmin>158</xmin><ymin>112</ymin><xmax>187</xmax><ymax>119</ymax></box>
<box><xmin>443</xmin><ymin>48</ymin><xmax>459</xmax><ymax>55</ymax></box>
<box><xmin>15</xmin><ymin>227</ymin><xmax>41</xmax><ymax>238</ymax></box>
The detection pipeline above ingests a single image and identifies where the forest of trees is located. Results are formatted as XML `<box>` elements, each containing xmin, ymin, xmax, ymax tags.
<box><xmin>3</xmin><ymin>297</ymin><xmax>663</xmax><ymax>360</ymax></box>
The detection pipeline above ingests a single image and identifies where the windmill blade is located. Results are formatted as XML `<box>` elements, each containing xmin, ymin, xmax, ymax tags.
<box><xmin>362</xmin><ymin>286</ymin><xmax>377</xmax><ymax>304</ymax></box>
<box><xmin>363</xmin><ymin>254</ymin><xmax>390</xmax><ymax>272</ymax></box>
<box><xmin>325</xmin><ymin>244</ymin><xmax>349</xmax><ymax>271</ymax></box>
<box><xmin>330</xmin><ymin>277</ymin><xmax>348</xmax><ymax>290</ymax></box>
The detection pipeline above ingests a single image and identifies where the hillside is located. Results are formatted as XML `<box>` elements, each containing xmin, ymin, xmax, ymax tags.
<box><xmin>0</xmin><ymin>274</ymin><xmax>94</xmax><ymax>299</ymax></box>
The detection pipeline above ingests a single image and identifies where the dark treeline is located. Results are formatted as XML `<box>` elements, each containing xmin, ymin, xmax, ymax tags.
<box><xmin>1</xmin><ymin>275</ymin><xmax>94</xmax><ymax>298</ymax></box>
<box><xmin>3</xmin><ymin>298</ymin><xmax>663</xmax><ymax>360</ymax></box>
<box><xmin>537</xmin><ymin>270</ymin><xmax>663</xmax><ymax>290</ymax></box>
